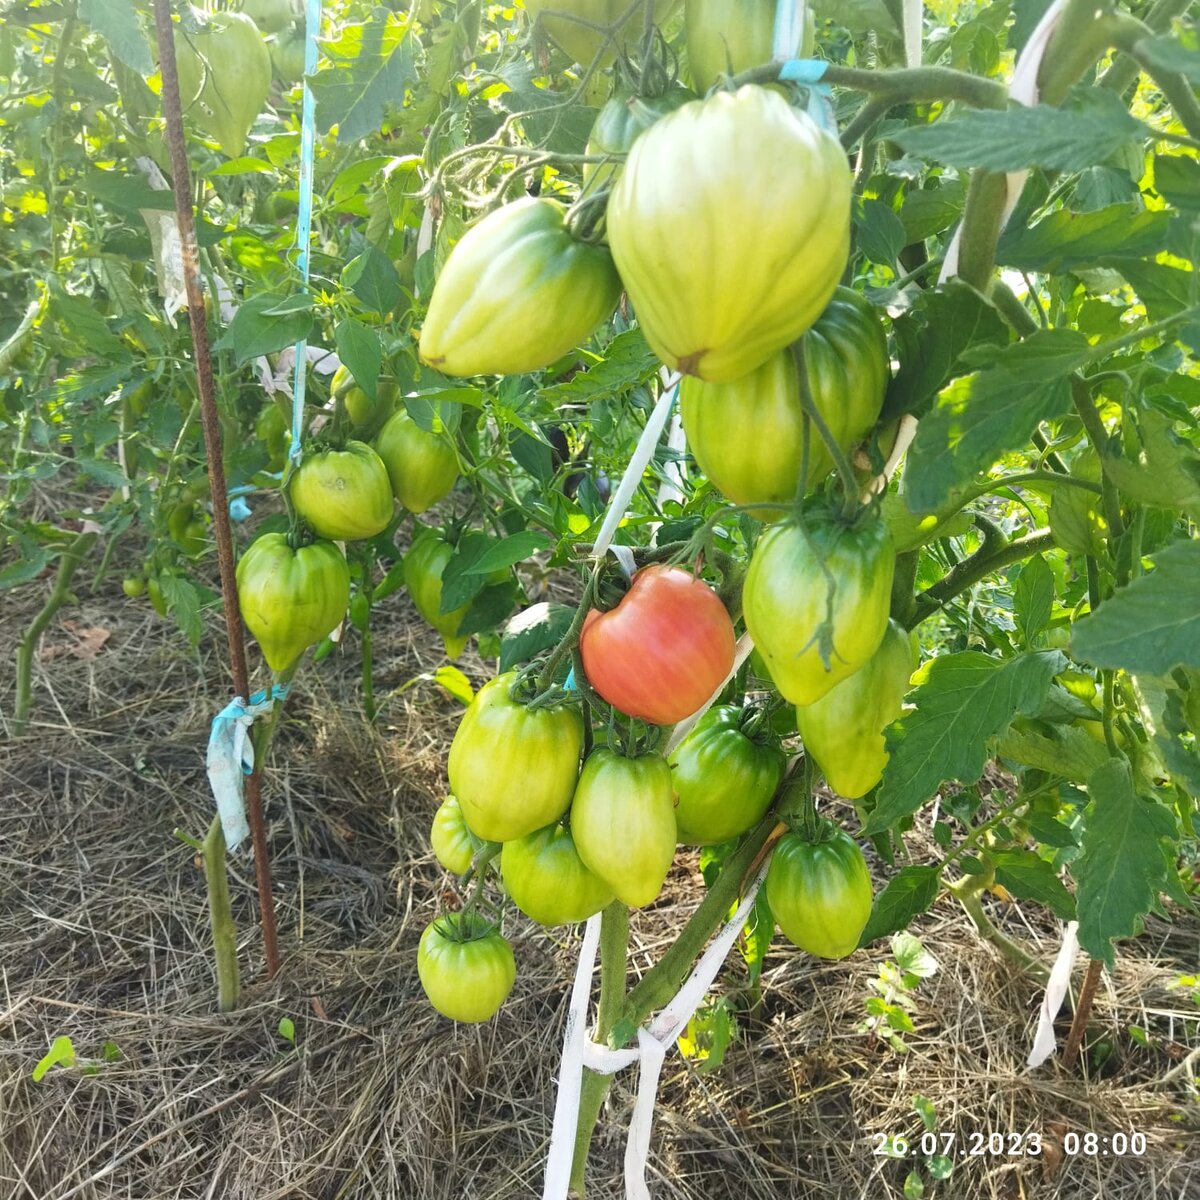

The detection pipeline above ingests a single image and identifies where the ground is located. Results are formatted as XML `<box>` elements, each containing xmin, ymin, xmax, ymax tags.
<box><xmin>1</xmin><ymin>554</ymin><xmax>1198</xmax><ymax>1200</ymax></box>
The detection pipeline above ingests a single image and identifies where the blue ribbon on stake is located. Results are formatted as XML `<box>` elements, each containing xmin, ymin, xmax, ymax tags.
<box><xmin>206</xmin><ymin>685</ymin><xmax>290</xmax><ymax>849</ymax></box>
<box><xmin>778</xmin><ymin>58</ymin><xmax>837</xmax><ymax>135</ymax></box>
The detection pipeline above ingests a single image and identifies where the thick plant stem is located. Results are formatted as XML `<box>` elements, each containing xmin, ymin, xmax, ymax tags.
<box><xmin>1037</xmin><ymin>0</ymin><xmax>1123</xmax><ymax>106</ymax></box>
<box><xmin>952</xmin><ymin>881</ymin><xmax>1050</xmax><ymax>985</ymax></box>
<box><xmin>12</xmin><ymin>531</ymin><xmax>98</xmax><ymax>736</ymax></box>
<box><xmin>569</xmin><ymin>903</ymin><xmax>629</xmax><ymax>1197</ymax></box>
<box><xmin>152</xmin><ymin>0</ymin><xmax>280</xmax><ymax>978</ymax></box>
<box><xmin>955</xmin><ymin>171</ymin><xmax>1008</xmax><ymax>292</ymax></box>
<box><xmin>1101</xmin><ymin>0</ymin><xmax>1194</xmax><ymax>94</ymax></box>
<box><xmin>201</xmin><ymin>814</ymin><xmax>241</xmax><ymax>1013</ymax></box>
<box><xmin>1070</xmin><ymin>377</ymin><xmax>1126</xmax><ymax>547</ymax></box>
<box><xmin>1062</xmin><ymin>958</ymin><xmax>1104</xmax><ymax>1071</ymax></box>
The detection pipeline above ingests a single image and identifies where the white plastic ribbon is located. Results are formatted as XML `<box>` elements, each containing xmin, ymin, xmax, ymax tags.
<box><xmin>664</xmin><ymin>632</ymin><xmax>757</xmax><ymax>755</ymax></box>
<box><xmin>1027</xmin><ymin>919</ymin><xmax>1081</xmax><ymax>1067</ymax></box>
<box><xmin>772</xmin><ymin>0</ymin><xmax>808</xmax><ymax>61</ymax></box>
<box><xmin>903</xmin><ymin>0</ymin><xmax>922</xmax><ymax>71</ymax></box>
<box><xmin>543</xmin><ymin>863</ymin><xmax>772</xmax><ymax>1199</ymax></box>
<box><xmin>205</xmin><ymin>686</ymin><xmax>288</xmax><ymax>850</ymax></box>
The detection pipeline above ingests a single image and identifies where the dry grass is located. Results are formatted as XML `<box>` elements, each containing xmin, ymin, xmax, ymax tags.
<box><xmin>1</xmin><ymin>568</ymin><xmax>1198</xmax><ymax>1200</ymax></box>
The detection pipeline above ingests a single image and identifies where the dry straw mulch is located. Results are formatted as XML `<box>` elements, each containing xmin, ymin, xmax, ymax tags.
<box><xmin>1</xmin><ymin>575</ymin><xmax>1197</xmax><ymax>1200</ymax></box>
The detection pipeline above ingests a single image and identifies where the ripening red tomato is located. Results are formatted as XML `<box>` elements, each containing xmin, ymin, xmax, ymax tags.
<box><xmin>579</xmin><ymin>565</ymin><xmax>736</xmax><ymax>725</ymax></box>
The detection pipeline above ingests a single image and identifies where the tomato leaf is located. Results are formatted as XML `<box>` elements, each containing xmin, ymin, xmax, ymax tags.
<box><xmin>499</xmin><ymin>602</ymin><xmax>575</xmax><ymax>673</ymax></box>
<box><xmin>1070</xmin><ymin>540</ymin><xmax>1200</xmax><ymax>674</ymax></box>
<box><xmin>335</xmin><ymin>319</ymin><xmax>382</xmax><ymax>401</ymax></box>
<box><xmin>997</xmin><ymin>204</ymin><xmax>1170</xmax><ymax>273</ymax></box>
<box><xmin>866</xmin><ymin>650</ymin><xmax>1066</xmax><ymax>833</ymax></box>
<box><xmin>342</xmin><ymin>246</ymin><xmax>403</xmax><ymax>314</ymax></box>
<box><xmin>536</xmin><ymin>329</ymin><xmax>660</xmax><ymax>406</ymax></box>
<box><xmin>462</xmin><ymin>531</ymin><xmax>547</xmax><ymax>573</ymax></box>
<box><xmin>1072</xmin><ymin>759</ymin><xmax>1178</xmax><ymax>967</ymax></box>
<box><xmin>218</xmin><ymin>291</ymin><xmax>315</xmax><ymax>364</ymax></box>
<box><xmin>990</xmin><ymin>849</ymin><xmax>1075</xmax><ymax>920</ymax></box>
<box><xmin>78</xmin><ymin>0</ymin><xmax>152</xmax><ymax>74</ymax></box>
<box><xmin>858</xmin><ymin>865</ymin><xmax>941</xmax><ymax>946</ymax></box>
<box><xmin>1013</xmin><ymin>554</ymin><xmax>1054</xmax><ymax>648</ymax></box>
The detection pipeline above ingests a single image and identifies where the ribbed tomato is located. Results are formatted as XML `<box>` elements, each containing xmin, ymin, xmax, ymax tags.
<box><xmin>570</xmin><ymin>749</ymin><xmax>677</xmax><ymax>907</ymax></box>
<box><xmin>374</xmin><ymin>408</ymin><xmax>459</xmax><ymax>514</ymax></box>
<box><xmin>667</xmin><ymin>705</ymin><xmax>786</xmax><ymax>845</ymax></box>
<box><xmin>447</xmin><ymin>672</ymin><xmax>584</xmax><ymax>843</ymax></box>
<box><xmin>684</xmin><ymin>0</ymin><xmax>778</xmax><ymax>91</ymax></box>
<box><xmin>417</xmin><ymin>913</ymin><xmax>516</xmax><ymax>1023</ymax></box>
<box><xmin>579</xmin><ymin>565</ymin><xmax>736</xmax><ymax>725</ymax></box>
<box><xmin>236</xmin><ymin>533</ymin><xmax>350</xmax><ymax>671</ymax></box>
<box><xmin>584</xmin><ymin>86</ymin><xmax>693</xmax><ymax>189</ymax></box>
<box><xmin>526</xmin><ymin>0</ymin><xmax>680</xmax><ymax>67</ymax></box>
<box><xmin>795</xmin><ymin>620</ymin><xmax>915</xmax><ymax>799</ymax></box>
<box><xmin>743</xmin><ymin>507</ymin><xmax>895</xmax><ymax>706</ymax></box>
<box><xmin>766</xmin><ymin>827</ymin><xmax>873</xmax><ymax>959</ymax></box>
<box><xmin>332</xmin><ymin>365</ymin><xmax>397</xmax><ymax>441</ymax></box>
<box><xmin>403</xmin><ymin>530</ymin><xmax>470</xmax><ymax>658</ymax></box>
<box><xmin>290</xmin><ymin>441</ymin><xmax>394</xmax><ymax>541</ymax></box>
<box><xmin>501</xmin><ymin>822</ymin><xmax>614</xmax><ymax>925</ymax></box>
<box><xmin>419</xmin><ymin>197</ymin><xmax>621</xmax><ymax>377</ymax></box>
<box><xmin>680</xmin><ymin>288</ymin><xmax>889</xmax><ymax>512</ymax></box>
<box><xmin>430</xmin><ymin>796</ymin><xmax>477</xmax><ymax>875</ymax></box>
<box><xmin>607</xmin><ymin>85</ymin><xmax>850</xmax><ymax>382</ymax></box>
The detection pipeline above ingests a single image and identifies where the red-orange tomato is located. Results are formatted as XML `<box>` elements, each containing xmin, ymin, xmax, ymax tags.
<box><xmin>579</xmin><ymin>565</ymin><xmax>736</xmax><ymax>725</ymax></box>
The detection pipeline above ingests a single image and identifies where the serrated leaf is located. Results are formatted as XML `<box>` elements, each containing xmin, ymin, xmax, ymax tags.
<box><xmin>997</xmin><ymin>204</ymin><xmax>1170</xmax><ymax>273</ymax></box>
<box><xmin>1100</xmin><ymin>411</ymin><xmax>1200</xmax><ymax>518</ymax></box>
<box><xmin>1071</xmin><ymin>541</ymin><xmax>1200</xmax><ymax>674</ymax></box>
<box><xmin>499</xmin><ymin>602</ymin><xmax>575</xmax><ymax>673</ymax></box>
<box><xmin>462</xmin><ymin>531</ymin><xmax>547</xmax><ymax>573</ymax></box>
<box><xmin>438</xmin><ymin>532</ymin><xmax>494</xmax><ymax>613</ymax></box>
<box><xmin>216</xmin><ymin>292</ymin><xmax>315</xmax><ymax>364</ymax></box>
<box><xmin>905</xmin><ymin>330</ymin><xmax>1089</xmax><ymax>512</ymax></box>
<box><xmin>1099</xmin><ymin>257</ymin><xmax>1196</xmax><ymax>321</ymax></box>
<box><xmin>80</xmin><ymin>0</ymin><xmax>152</xmax><ymax>74</ymax></box>
<box><xmin>0</xmin><ymin>549</ymin><xmax>52</xmax><ymax>589</ymax></box>
<box><xmin>859</xmin><ymin>866</ymin><xmax>941</xmax><ymax>946</ymax></box>
<box><xmin>894</xmin><ymin>93</ymin><xmax>1142</xmax><ymax>173</ymax></box>
<box><xmin>866</xmin><ymin>650</ymin><xmax>1066</xmax><ymax>833</ymax></box>
<box><xmin>854</xmin><ymin>196</ymin><xmax>906</xmax><ymax>264</ymax></box>
<box><xmin>1027</xmin><ymin>809</ymin><xmax>1079</xmax><ymax>848</ymax></box>
<box><xmin>342</xmin><ymin>245</ymin><xmax>402</xmax><ymax>314</ymax></box>
<box><xmin>1014</xmin><ymin>555</ymin><xmax>1054</xmax><ymax>647</ymax></box>
<box><xmin>991</xmin><ymin>848</ymin><xmax>1076</xmax><ymax>919</ymax></box>
<box><xmin>1136</xmin><ymin>30</ymin><xmax>1200</xmax><ymax>85</ymax></box>
<box><xmin>1072</xmin><ymin>758</ymin><xmax>1177</xmax><ymax>966</ymax></box>
<box><xmin>537</xmin><ymin>329</ymin><xmax>659</xmax><ymax>404</ymax></box>
<box><xmin>159</xmin><ymin>573</ymin><xmax>203</xmax><ymax>647</ymax></box>
<box><xmin>899</xmin><ymin>180</ymin><xmax>967</xmax><ymax>243</ymax></box>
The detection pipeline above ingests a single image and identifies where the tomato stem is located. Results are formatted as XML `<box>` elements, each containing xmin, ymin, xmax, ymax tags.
<box><xmin>791</xmin><ymin>340</ymin><xmax>860</xmax><ymax>521</ymax></box>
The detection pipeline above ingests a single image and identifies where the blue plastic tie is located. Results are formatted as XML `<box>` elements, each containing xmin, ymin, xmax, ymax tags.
<box><xmin>206</xmin><ymin>684</ymin><xmax>291</xmax><ymax>849</ymax></box>
<box><xmin>229</xmin><ymin>496</ymin><xmax>253</xmax><ymax>522</ymax></box>
<box><xmin>288</xmin><ymin>0</ymin><xmax>324</xmax><ymax>466</ymax></box>
<box><xmin>778</xmin><ymin>59</ymin><xmax>836</xmax><ymax>136</ymax></box>
<box><xmin>564</xmin><ymin>667</ymin><xmax>577</xmax><ymax>693</ymax></box>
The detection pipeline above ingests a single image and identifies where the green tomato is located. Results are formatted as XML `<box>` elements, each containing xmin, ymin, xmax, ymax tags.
<box><xmin>256</xmin><ymin>402</ymin><xmax>290</xmax><ymax>471</ymax></box>
<box><xmin>525</xmin><ymin>0</ymin><xmax>680</xmax><ymax>67</ymax></box>
<box><xmin>419</xmin><ymin>197</ymin><xmax>621</xmax><ymax>378</ymax></box>
<box><xmin>332</xmin><ymin>365</ymin><xmax>398</xmax><ymax>440</ymax></box>
<box><xmin>290</xmin><ymin>440</ymin><xmax>394</xmax><ymax>541</ymax></box>
<box><xmin>403</xmin><ymin>530</ymin><xmax>470</xmax><ymax>658</ymax></box>
<box><xmin>684</xmin><ymin>0</ymin><xmax>778</xmax><ymax>91</ymax></box>
<box><xmin>122</xmin><ymin>575</ymin><xmax>146</xmax><ymax>598</ymax></box>
<box><xmin>242</xmin><ymin>0</ymin><xmax>299</xmax><ymax>35</ymax></box>
<box><xmin>447</xmin><ymin>672</ymin><xmax>584</xmax><ymax>843</ymax></box>
<box><xmin>375</xmin><ymin>408</ymin><xmax>459</xmax><ymax>514</ymax></box>
<box><xmin>607</xmin><ymin>85</ymin><xmax>850</xmax><ymax>382</ymax></box>
<box><xmin>584</xmin><ymin>86</ymin><xmax>694</xmax><ymax>190</ymax></box>
<box><xmin>269</xmin><ymin>32</ymin><xmax>306</xmax><ymax>81</ymax></box>
<box><xmin>236</xmin><ymin>533</ymin><xmax>350</xmax><ymax>671</ymax></box>
<box><xmin>501</xmin><ymin>822</ymin><xmax>614</xmax><ymax>925</ymax></box>
<box><xmin>667</xmin><ymin>705</ymin><xmax>786</xmax><ymax>845</ymax></box>
<box><xmin>175</xmin><ymin>11</ymin><xmax>271</xmax><ymax>159</ymax></box>
<box><xmin>570</xmin><ymin>749</ymin><xmax>677</xmax><ymax>908</ymax></box>
<box><xmin>744</xmin><ymin>506</ymin><xmax>895</xmax><ymax>706</ymax></box>
<box><xmin>431</xmin><ymin>796</ymin><xmax>477</xmax><ymax>875</ymax></box>
<box><xmin>795</xmin><ymin>620</ymin><xmax>915</xmax><ymax>800</ymax></box>
<box><xmin>146</xmin><ymin>573</ymin><xmax>169</xmax><ymax>617</ymax></box>
<box><xmin>417</xmin><ymin>913</ymin><xmax>516</xmax><ymax>1023</ymax></box>
<box><xmin>766</xmin><ymin>827</ymin><xmax>873</xmax><ymax>959</ymax></box>
<box><xmin>680</xmin><ymin>288</ymin><xmax>888</xmax><ymax>512</ymax></box>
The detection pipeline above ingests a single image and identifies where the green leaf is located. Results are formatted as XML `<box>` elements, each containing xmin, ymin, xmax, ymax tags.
<box><xmin>1013</xmin><ymin>555</ymin><xmax>1054</xmax><ymax>647</ymax></box>
<box><xmin>217</xmin><ymin>292</ymin><xmax>315</xmax><ymax>364</ymax></box>
<box><xmin>32</xmin><ymin>1035</ymin><xmax>76</xmax><ymax>1083</ymax></box>
<box><xmin>890</xmin><ymin>932</ymin><xmax>938</xmax><ymax>978</ymax></box>
<box><xmin>1071</xmin><ymin>541</ymin><xmax>1200</xmax><ymax>674</ymax></box>
<box><xmin>0</xmin><ymin>548</ymin><xmax>52</xmax><ymax>589</ymax></box>
<box><xmin>439</xmin><ymin>533</ymin><xmax>495</xmax><ymax>612</ymax></box>
<box><xmin>335</xmin><ymin>319</ymin><xmax>382</xmax><ymax>401</ymax></box>
<box><xmin>499</xmin><ymin>602</ymin><xmax>575</xmax><ymax>673</ymax></box>
<box><xmin>859</xmin><ymin>866</ymin><xmax>941</xmax><ymax>945</ymax></box>
<box><xmin>905</xmin><ymin>330</ymin><xmax>1089</xmax><ymax>512</ymax></box>
<box><xmin>1100</xmin><ymin>411</ymin><xmax>1200</xmax><ymax>519</ymax></box>
<box><xmin>1072</xmin><ymin>758</ymin><xmax>1177</xmax><ymax>966</ymax></box>
<box><xmin>1153</xmin><ymin>153</ymin><xmax>1200</xmax><ymax>212</ymax></box>
<box><xmin>867</xmin><ymin>650</ymin><xmax>1066</xmax><ymax>833</ymax></box>
<box><xmin>1098</xmin><ymin>257</ymin><xmax>1196</xmax><ymax>322</ymax></box>
<box><xmin>433</xmin><ymin>664</ymin><xmax>475</xmax><ymax>705</ymax></box>
<box><xmin>342</xmin><ymin>245</ymin><xmax>403</xmax><ymax>314</ymax></box>
<box><xmin>854</xmin><ymin>196</ymin><xmax>906</xmax><ymax>264</ymax></box>
<box><xmin>894</xmin><ymin>93</ymin><xmax>1142</xmax><ymax>173</ymax></box>
<box><xmin>899</xmin><ymin>180</ymin><xmax>967</xmax><ymax>243</ymax></box>
<box><xmin>277</xmin><ymin>1017</ymin><xmax>296</xmax><ymax>1044</ymax></box>
<box><xmin>310</xmin><ymin>10</ymin><xmax>418</xmax><ymax>143</ymax></box>
<box><xmin>884</xmin><ymin>280</ymin><xmax>1009</xmax><ymax>420</ymax></box>
<box><xmin>80</xmin><ymin>0</ymin><xmax>152</xmax><ymax>74</ymax></box>
<box><xmin>994</xmin><ymin>721</ymin><xmax>1111</xmax><ymax>784</ymax></box>
<box><xmin>158</xmin><ymin>573</ymin><xmax>204</xmax><ymax>647</ymax></box>
<box><xmin>991</xmin><ymin>849</ymin><xmax>1076</xmax><ymax>920</ymax></box>
<box><xmin>1136</xmin><ymin>30</ymin><xmax>1200</xmax><ymax>85</ymax></box>
<box><xmin>997</xmin><ymin>204</ymin><xmax>1170</xmax><ymax>273</ymax></box>
<box><xmin>462</xmin><ymin>531</ymin><xmax>547</xmax><ymax>573</ymax></box>
<box><xmin>537</xmin><ymin>329</ymin><xmax>660</xmax><ymax>405</ymax></box>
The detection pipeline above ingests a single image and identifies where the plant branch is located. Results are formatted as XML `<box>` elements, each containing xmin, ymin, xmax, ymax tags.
<box><xmin>731</xmin><ymin>62</ymin><xmax>1008</xmax><ymax>109</ymax></box>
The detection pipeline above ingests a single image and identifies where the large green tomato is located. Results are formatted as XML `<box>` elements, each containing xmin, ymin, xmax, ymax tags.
<box><xmin>290</xmin><ymin>441</ymin><xmax>394</xmax><ymax>541</ymax></box>
<box><xmin>766</xmin><ymin>827</ymin><xmax>873</xmax><ymax>959</ymax></box>
<box><xmin>795</xmin><ymin>620</ymin><xmax>915</xmax><ymax>800</ymax></box>
<box><xmin>570</xmin><ymin>749</ymin><xmax>676</xmax><ymax>908</ymax></box>
<box><xmin>419</xmin><ymin>197</ymin><xmax>621</xmax><ymax>377</ymax></box>
<box><xmin>680</xmin><ymin>288</ymin><xmax>888</xmax><ymax>512</ymax></box>
<box><xmin>269</xmin><ymin>29</ymin><xmax>306</xmax><ymax>80</ymax></box>
<box><xmin>685</xmin><ymin>0</ymin><xmax>776</xmax><ymax>91</ymax></box>
<box><xmin>526</xmin><ymin>0</ymin><xmax>680</xmax><ymax>67</ymax></box>
<box><xmin>744</xmin><ymin>507</ymin><xmax>895</xmax><ymax>706</ymax></box>
<box><xmin>236</xmin><ymin>533</ymin><xmax>350</xmax><ymax>671</ymax></box>
<box><xmin>607</xmin><ymin>85</ymin><xmax>850</xmax><ymax>383</ymax></box>
<box><xmin>431</xmin><ymin>796</ymin><xmax>478</xmax><ymax>875</ymax></box>
<box><xmin>242</xmin><ymin>0</ymin><xmax>299</xmax><ymax>34</ymax></box>
<box><xmin>417</xmin><ymin>913</ymin><xmax>516</xmax><ymax>1023</ymax></box>
<box><xmin>403</xmin><ymin>530</ymin><xmax>470</xmax><ymax>658</ymax></box>
<box><xmin>175</xmin><ymin>11</ymin><xmax>271</xmax><ymax>159</ymax></box>
<box><xmin>501</xmin><ymin>822</ymin><xmax>614</xmax><ymax>925</ymax></box>
<box><xmin>447</xmin><ymin>672</ymin><xmax>584</xmax><ymax>842</ymax></box>
<box><xmin>667</xmin><ymin>705</ymin><xmax>786</xmax><ymax>845</ymax></box>
<box><xmin>584</xmin><ymin>86</ymin><xmax>693</xmax><ymax>189</ymax></box>
<box><xmin>375</xmin><ymin>408</ymin><xmax>459</xmax><ymax>514</ymax></box>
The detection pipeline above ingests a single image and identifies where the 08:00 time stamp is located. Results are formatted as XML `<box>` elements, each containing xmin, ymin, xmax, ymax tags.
<box><xmin>872</xmin><ymin>1130</ymin><xmax>1148</xmax><ymax>1158</ymax></box>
